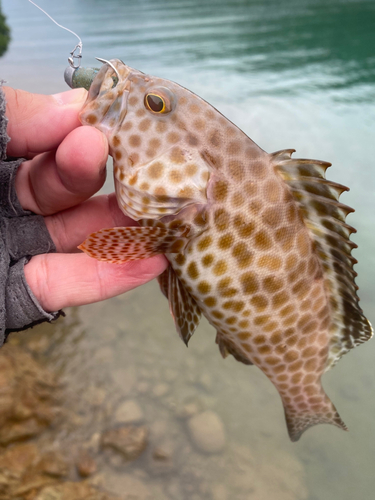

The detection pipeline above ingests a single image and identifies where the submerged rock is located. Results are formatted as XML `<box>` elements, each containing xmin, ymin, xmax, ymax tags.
<box><xmin>187</xmin><ymin>411</ymin><xmax>226</xmax><ymax>454</ymax></box>
<box><xmin>0</xmin><ymin>345</ymin><xmax>61</xmax><ymax>445</ymax></box>
<box><xmin>100</xmin><ymin>426</ymin><xmax>148</xmax><ymax>462</ymax></box>
<box><xmin>0</xmin><ymin>443</ymin><xmax>71</xmax><ymax>499</ymax></box>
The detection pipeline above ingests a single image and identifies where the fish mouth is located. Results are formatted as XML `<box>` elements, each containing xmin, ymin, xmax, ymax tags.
<box><xmin>87</xmin><ymin>59</ymin><xmax>133</xmax><ymax>102</ymax></box>
<box><xmin>80</xmin><ymin>59</ymin><xmax>137</xmax><ymax>135</ymax></box>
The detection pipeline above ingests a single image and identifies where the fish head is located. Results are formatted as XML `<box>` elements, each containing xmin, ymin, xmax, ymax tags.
<box><xmin>80</xmin><ymin>59</ymin><xmax>217</xmax><ymax>221</ymax></box>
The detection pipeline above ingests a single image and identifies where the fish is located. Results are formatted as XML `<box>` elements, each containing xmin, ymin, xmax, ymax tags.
<box><xmin>78</xmin><ymin>59</ymin><xmax>372</xmax><ymax>441</ymax></box>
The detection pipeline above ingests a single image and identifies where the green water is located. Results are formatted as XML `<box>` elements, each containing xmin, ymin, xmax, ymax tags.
<box><xmin>1</xmin><ymin>0</ymin><xmax>375</xmax><ymax>499</ymax></box>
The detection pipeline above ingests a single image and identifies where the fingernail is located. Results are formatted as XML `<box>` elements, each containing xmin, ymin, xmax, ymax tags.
<box><xmin>52</xmin><ymin>88</ymin><xmax>87</xmax><ymax>106</ymax></box>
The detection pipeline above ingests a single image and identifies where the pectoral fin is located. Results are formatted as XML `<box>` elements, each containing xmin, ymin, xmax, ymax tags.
<box><xmin>78</xmin><ymin>226</ymin><xmax>186</xmax><ymax>263</ymax></box>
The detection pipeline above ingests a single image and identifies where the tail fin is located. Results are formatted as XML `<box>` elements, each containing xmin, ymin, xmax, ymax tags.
<box><xmin>284</xmin><ymin>395</ymin><xmax>348</xmax><ymax>442</ymax></box>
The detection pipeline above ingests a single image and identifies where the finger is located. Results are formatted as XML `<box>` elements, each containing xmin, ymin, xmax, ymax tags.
<box><xmin>15</xmin><ymin>126</ymin><xmax>108</xmax><ymax>214</ymax></box>
<box><xmin>45</xmin><ymin>193</ymin><xmax>137</xmax><ymax>253</ymax></box>
<box><xmin>4</xmin><ymin>87</ymin><xmax>88</xmax><ymax>158</ymax></box>
<box><xmin>24</xmin><ymin>252</ymin><xmax>168</xmax><ymax>312</ymax></box>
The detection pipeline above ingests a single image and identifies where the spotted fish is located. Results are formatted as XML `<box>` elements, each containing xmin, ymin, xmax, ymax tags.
<box><xmin>78</xmin><ymin>59</ymin><xmax>372</xmax><ymax>441</ymax></box>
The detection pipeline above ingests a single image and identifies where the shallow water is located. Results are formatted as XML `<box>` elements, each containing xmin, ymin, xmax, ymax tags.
<box><xmin>1</xmin><ymin>0</ymin><xmax>375</xmax><ymax>498</ymax></box>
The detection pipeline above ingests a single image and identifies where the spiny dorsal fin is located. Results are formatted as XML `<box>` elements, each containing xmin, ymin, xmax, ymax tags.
<box><xmin>272</xmin><ymin>149</ymin><xmax>373</xmax><ymax>370</ymax></box>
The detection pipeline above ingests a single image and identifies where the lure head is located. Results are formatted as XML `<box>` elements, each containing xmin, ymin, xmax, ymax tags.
<box><xmin>79</xmin><ymin>59</ymin><xmax>236</xmax><ymax>220</ymax></box>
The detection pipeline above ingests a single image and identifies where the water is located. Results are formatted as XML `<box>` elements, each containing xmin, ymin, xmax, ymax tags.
<box><xmin>1</xmin><ymin>0</ymin><xmax>375</xmax><ymax>498</ymax></box>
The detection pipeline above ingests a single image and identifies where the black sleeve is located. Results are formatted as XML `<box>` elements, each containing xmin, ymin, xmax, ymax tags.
<box><xmin>0</xmin><ymin>84</ymin><xmax>63</xmax><ymax>346</ymax></box>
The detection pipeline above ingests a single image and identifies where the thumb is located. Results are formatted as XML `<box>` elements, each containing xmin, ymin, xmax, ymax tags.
<box><xmin>4</xmin><ymin>87</ymin><xmax>87</xmax><ymax>158</ymax></box>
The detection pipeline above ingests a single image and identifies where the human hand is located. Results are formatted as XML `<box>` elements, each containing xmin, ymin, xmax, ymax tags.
<box><xmin>4</xmin><ymin>87</ymin><xmax>168</xmax><ymax>312</ymax></box>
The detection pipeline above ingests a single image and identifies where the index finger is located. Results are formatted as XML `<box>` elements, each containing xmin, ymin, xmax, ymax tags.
<box><xmin>4</xmin><ymin>86</ymin><xmax>88</xmax><ymax>158</ymax></box>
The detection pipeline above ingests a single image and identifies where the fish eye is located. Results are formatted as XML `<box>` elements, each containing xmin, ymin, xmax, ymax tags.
<box><xmin>144</xmin><ymin>87</ymin><xmax>175</xmax><ymax>114</ymax></box>
<box><xmin>145</xmin><ymin>94</ymin><xmax>165</xmax><ymax>112</ymax></box>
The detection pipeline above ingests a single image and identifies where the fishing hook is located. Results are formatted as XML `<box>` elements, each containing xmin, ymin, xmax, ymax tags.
<box><xmin>96</xmin><ymin>57</ymin><xmax>121</xmax><ymax>83</ymax></box>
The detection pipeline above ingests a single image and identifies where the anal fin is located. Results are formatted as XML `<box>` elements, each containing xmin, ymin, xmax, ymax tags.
<box><xmin>216</xmin><ymin>332</ymin><xmax>253</xmax><ymax>365</ymax></box>
<box><xmin>78</xmin><ymin>226</ymin><xmax>186</xmax><ymax>263</ymax></box>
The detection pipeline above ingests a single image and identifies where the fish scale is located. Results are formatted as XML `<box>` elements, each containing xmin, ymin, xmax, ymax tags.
<box><xmin>78</xmin><ymin>59</ymin><xmax>372</xmax><ymax>442</ymax></box>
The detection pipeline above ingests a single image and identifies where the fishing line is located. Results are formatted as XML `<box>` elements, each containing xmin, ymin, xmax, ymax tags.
<box><xmin>27</xmin><ymin>0</ymin><xmax>83</xmax><ymax>68</ymax></box>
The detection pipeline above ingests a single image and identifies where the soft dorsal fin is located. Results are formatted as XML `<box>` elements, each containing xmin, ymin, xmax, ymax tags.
<box><xmin>272</xmin><ymin>149</ymin><xmax>373</xmax><ymax>370</ymax></box>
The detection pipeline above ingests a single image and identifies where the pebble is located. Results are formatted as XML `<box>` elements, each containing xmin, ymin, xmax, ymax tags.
<box><xmin>148</xmin><ymin>442</ymin><xmax>175</xmax><ymax>475</ymax></box>
<box><xmin>187</xmin><ymin>411</ymin><xmax>226</xmax><ymax>454</ymax></box>
<box><xmin>175</xmin><ymin>402</ymin><xmax>200</xmax><ymax>420</ymax></box>
<box><xmin>76</xmin><ymin>451</ymin><xmax>97</xmax><ymax>478</ymax></box>
<box><xmin>152</xmin><ymin>383</ymin><xmax>170</xmax><ymax>398</ymax></box>
<box><xmin>115</xmin><ymin>400</ymin><xmax>144</xmax><ymax>424</ymax></box>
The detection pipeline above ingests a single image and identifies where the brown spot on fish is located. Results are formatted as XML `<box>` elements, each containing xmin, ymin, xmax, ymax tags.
<box><xmin>149</xmin><ymin>137</ymin><xmax>161</xmax><ymax>150</ymax></box>
<box><xmin>197</xmin><ymin>281</ymin><xmax>211</xmax><ymax>294</ymax></box>
<box><xmin>154</xmin><ymin>121</ymin><xmax>167</xmax><ymax>133</ymax></box>
<box><xmin>190</xmin><ymin>104</ymin><xmax>200</xmax><ymax>114</ymax></box>
<box><xmin>139</xmin><ymin>118</ymin><xmax>151</xmax><ymax>131</ymax></box>
<box><xmin>204</xmin><ymin>296</ymin><xmax>217</xmax><ymax>307</ymax></box>
<box><xmin>227</xmin><ymin>140</ymin><xmax>242</xmax><ymax>155</ymax></box>
<box><xmin>250</xmin><ymin>295</ymin><xmax>268</xmax><ymax>311</ymax></box>
<box><xmin>258</xmin><ymin>254</ymin><xmax>282</xmax><ymax>271</ymax></box>
<box><xmin>129</xmin><ymin>96</ymin><xmax>139</xmax><ymax>106</ymax></box>
<box><xmin>187</xmin><ymin>134</ymin><xmax>199</xmax><ymax>146</ymax></box>
<box><xmin>212</xmin><ymin>260</ymin><xmax>228</xmax><ymax>276</ymax></box>
<box><xmin>175</xmin><ymin>254</ymin><xmax>186</xmax><ymax>266</ymax></box>
<box><xmin>232</xmin><ymin>242</ymin><xmax>253</xmax><ymax>268</ymax></box>
<box><xmin>214</xmin><ymin>209</ymin><xmax>230</xmax><ymax>231</ymax></box>
<box><xmin>185</xmin><ymin>164</ymin><xmax>198</xmax><ymax>176</ymax></box>
<box><xmin>212</xmin><ymin>180</ymin><xmax>228</xmax><ymax>202</ymax></box>
<box><xmin>148</xmin><ymin>162</ymin><xmax>164</xmax><ymax>179</ymax></box>
<box><xmin>128</xmin><ymin>173</ymin><xmax>138</xmax><ymax>186</ymax></box>
<box><xmin>179</xmin><ymin>186</ymin><xmax>195</xmax><ymax>198</ymax></box>
<box><xmin>187</xmin><ymin>262</ymin><xmax>199</xmax><ymax>280</ymax></box>
<box><xmin>202</xmin><ymin>254</ymin><xmax>214</xmax><ymax>267</ymax></box>
<box><xmin>218</xmin><ymin>233</ymin><xmax>234</xmax><ymax>250</ymax></box>
<box><xmin>112</xmin><ymin>135</ymin><xmax>121</xmax><ymax>147</ymax></box>
<box><xmin>240</xmin><ymin>272</ymin><xmax>259</xmax><ymax>294</ymax></box>
<box><xmin>231</xmin><ymin>192</ymin><xmax>245</xmax><ymax>207</ymax></box>
<box><xmin>171</xmin><ymin>240</ymin><xmax>185</xmax><ymax>252</ymax></box>
<box><xmin>197</xmin><ymin>236</ymin><xmax>213</xmax><ymax>252</ymax></box>
<box><xmin>169</xmin><ymin>146</ymin><xmax>185</xmax><ymax>164</ymax></box>
<box><xmin>167</xmin><ymin>132</ymin><xmax>180</xmax><ymax>144</ymax></box>
<box><xmin>233</xmin><ymin>215</ymin><xmax>255</xmax><ymax>238</ymax></box>
<box><xmin>169</xmin><ymin>170</ymin><xmax>183</xmax><ymax>183</ymax></box>
<box><xmin>253</xmin><ymin>231</ymin><xmax>273</xmax><ymax>250</ymax></box>
<box><xmin>129</xmin><ymin>135</ymin><xmax>141</xmax><ymax>148</ymax></box>
<box><xmin>193</xmin><ymin>118</ymin><xmax>205</xmax><ymax>130</ymax></box>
